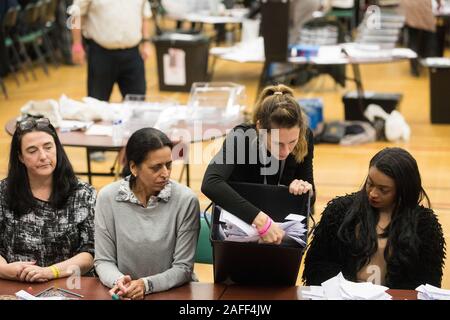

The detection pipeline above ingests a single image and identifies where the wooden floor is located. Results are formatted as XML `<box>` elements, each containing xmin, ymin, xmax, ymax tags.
<box><xmin>1</xmin><ymin>45</ymin><xmax>449</xmax><ymax>288</ymax></box>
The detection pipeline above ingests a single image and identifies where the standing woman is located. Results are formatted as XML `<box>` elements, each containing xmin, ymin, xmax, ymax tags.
<box><xmin>303</xmin><ymin>147</ymin><xmax>446</xmax><ymax>289</ymax></box>
<box><xmin>0</xmin><ymin>117</ymin><xmax>95</xmax><ymax>282</ymax></box>
<box><xmin>95</xmin><ymin>128</ymin><xmax>200</xmax><ymax>300</ymax></box>
<box><xmin>202</xmin><ymin>84</ymin><xmax>315</xmax><ymax>245</ymax></box>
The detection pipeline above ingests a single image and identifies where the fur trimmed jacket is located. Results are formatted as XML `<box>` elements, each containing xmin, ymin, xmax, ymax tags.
<box><xmin>302</xmin><ymin>193</ymin><xmax>446</xmax><ymax>289</ymax></box>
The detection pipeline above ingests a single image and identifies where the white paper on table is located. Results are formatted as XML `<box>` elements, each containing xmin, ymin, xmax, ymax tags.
<box><xmin>416</xmin><ymin>284</ymin><xmax>450</xmax><ymax>300</ymax></box>
<box><xmin>340</xmin><ymin>278</ymin><xmax>390</xmax><ymax>300</ymax></box>
<box><xmin>317</xmin><ymin>272</ymin><xmax>391</xmax><ymax>300</ymax></box>
<box><xmin>219</xmin><ymin>37</ymin><xmax>265</xmax><ymax>63</ymax></box>
<box><xmin>321</xmin><ymin>273</ymin><xmax>344</xmax><ymax>300</ymax></box>
<box><xmin>315</xmin><ymin>45</ymin><xmax>344</xmax><ymax>62</ymax></box>
<box><xmin>302</xmin><ymin>286</ymin><xmax>326</xmax><ymax>300</ymax></box>
<box><xmin>391</xmin><ymin>48</ymin><xmax>417</xmax><ymax>59</ymax></box>
<box><xmin>59</xmin><ymin>120</ymin><xmax>93</xmax><ymax>132</ymax></box>
<box><xmin>84</xmin><ymin>124</ymin><xmax>113</xmax><ymax>136</ymax></box>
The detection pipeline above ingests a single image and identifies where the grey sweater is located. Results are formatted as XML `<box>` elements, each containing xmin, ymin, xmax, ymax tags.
<box><xmin>94</xmin><ymin>179</ymin><xmax>200</xmax><ymax>293</ymax></box>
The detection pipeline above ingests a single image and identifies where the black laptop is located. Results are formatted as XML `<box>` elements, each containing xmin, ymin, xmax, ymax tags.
<box><xmin>210</xmin><ymin>181</ymin><xmax>310</xmax><ymax>285</ymax></box>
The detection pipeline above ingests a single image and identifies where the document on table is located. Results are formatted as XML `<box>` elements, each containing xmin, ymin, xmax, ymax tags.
<box><xmin>416</xmin><ymin>284</ymin><xmax>450</xmax><ymax>300</ymax></box>
<box><xmin>84</xmin><ymin>124</ymin><xmax>113</xmax><ymax>136</ymax></box>
<box><xmin>302</xmin><ymin>273</ymin><xmax>392</xmax><ymax>300</ymax></box>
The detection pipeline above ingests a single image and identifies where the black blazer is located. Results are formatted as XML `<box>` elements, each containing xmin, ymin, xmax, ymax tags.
<box><xmin>201</xmin><ymin>123</ymin><xmax>315</xmax><ymax>225</ymax></box>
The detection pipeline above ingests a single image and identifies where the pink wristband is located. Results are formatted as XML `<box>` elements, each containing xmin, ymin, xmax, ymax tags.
<box><xmin>258</xmin><ymin>217</ymin><xmax>272</xmax><ymax>237</ymax></box>
<box><xmin>72</xmin><ymin>43</ymin><xmax>83</xmax><ymax>53</ymax></box>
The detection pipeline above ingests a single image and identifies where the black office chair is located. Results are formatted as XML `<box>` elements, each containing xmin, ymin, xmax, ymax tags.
<box><xmin>2</xmin><ymin>5</ymin><xmax>24</xmax><ymax>88</ymax></box>
<box><xmin>16</xmin><ymin>2</ymin><xmax>50</xmax><ymax>77</ymax></box>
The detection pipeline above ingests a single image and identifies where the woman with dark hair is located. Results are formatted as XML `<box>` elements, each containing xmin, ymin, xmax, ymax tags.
<box><xmin>303</xmin><ymin>147</ymin><xmax>446</xmax><ymax>289</ymax></box>
<box><xmin>202</xmin><ymin>84</ymin><xmax>315</xmax><ymax>245</ymax></box>
<box><xmin>94</xmin><ymin>127</ymin><xmax>200</xmax><ymax>300</ymax></box>
<box><xmin>0</xmin><ymin>117</ymin><xmax>95</xmax><ymax>282</ymax></box>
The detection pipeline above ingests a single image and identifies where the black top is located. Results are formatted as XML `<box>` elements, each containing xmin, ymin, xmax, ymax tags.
<box><xmin>201</xmin><ymin>123</ymin><xmax>315</xmax><ymax>224</ymax></box>
<box><xmin>302</xmin><ymin>193</ymin><xmax>446</xmax><ymax>290</ymax></box>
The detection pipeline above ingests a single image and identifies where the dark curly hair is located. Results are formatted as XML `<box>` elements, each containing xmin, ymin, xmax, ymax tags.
<box><xmin>337</xmin><ymin>147</ymin><xmax>430</xmax><ymax>277</ymax></box>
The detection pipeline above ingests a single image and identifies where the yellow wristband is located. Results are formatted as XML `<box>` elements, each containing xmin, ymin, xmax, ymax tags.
<box><xmin>50</xmin><ymin>265</ymin><xmax>60</xmax><ymax>279</ymax></box>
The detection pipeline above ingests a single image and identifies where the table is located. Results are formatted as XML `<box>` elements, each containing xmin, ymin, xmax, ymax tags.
<box><xmin>211</xmin><ymin>42</ymin><xmax>416</xmax><ymax>90</ymax></box>
<box><xmin>166</xmin><ymin>9</ymin><xmax>248</xmax><ymax>26</ymax></box>
<box><xmin>211</xmin><ymin>42</ymin><xmax>416</xmax><ymax>117</ymax></box>
<box><xmin>221</xmin><ymin>285</ymin><xmax>418</xmax><ymax>300</ymax></box>
<box><xmin>165</xmin><ymin>8</ymin><xmax>248</xmax><ymax>45</ymax></box>
<box><xmin>5</xmin><ymin>115</ymin><xmax>245</xmax><ymax>185</ymax></box>
<box><xmin>0</xmin><ymin>278</ymin><xmax>418</xmax><ymax>300</ymax></box>
<box><xmin>0</xmin><ymin>278</ymin><xmax>226</xmax><ymax>300</ymax></box>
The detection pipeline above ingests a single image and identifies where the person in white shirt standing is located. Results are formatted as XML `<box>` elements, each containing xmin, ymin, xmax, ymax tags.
<box><xmin>69</xmin><ymin>0</ymin><xmax>152</xmax><ymax>101</ymax></box>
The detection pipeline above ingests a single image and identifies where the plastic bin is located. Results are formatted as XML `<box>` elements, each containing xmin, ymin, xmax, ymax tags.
<box><xmin>209</xmin><ymin>182</ymin><xmax>310</xmax><ymax>285</ymax></box>
<box><xmin>429</xmin><ymin>66</ymin><xmax>450</xmax><ymax>124</ymax></box>
<box><xmin>153</xmin><ymin>33</ymin><xmax>210</xmax><ymax>92</ymax></box>
<box><xmin>342</xmin><ymin>91</ymin><xmax>402</xmax><ymax>121</ymax></box>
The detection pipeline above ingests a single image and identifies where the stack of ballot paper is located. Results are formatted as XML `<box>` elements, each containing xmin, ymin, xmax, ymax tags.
<box><xmin>219</xmin><ymin>209</ymin><xmax>307</xmax><ymax>246</ymax></box>
<box><xmin>302</xmin><ymin>273</ymin><xmax>392</xmax><ymax>300</ymax></box>
<box><xmin>416</xmin><ymin>284</ymin><xmax>450</xmax><ymax>300</ymax></box>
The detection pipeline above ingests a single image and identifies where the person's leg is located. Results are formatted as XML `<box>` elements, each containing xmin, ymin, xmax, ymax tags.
<box><xmin>116</xmin><ymin>47</ymin><xmax>146</xmax><ymax>99</ymax></box>
<box><xmin>87</xmin><ymin>41</ymin><xmax>116</xmax><ymax>101</ymax></box>
<box><xmin>422</xmin><ymin>30</ymin><xmax>439</xmax><ymax>58</ymax></box>
<box><xmin>407</xmin><ymin>27</ymin><xmax>421</xmax><ymax>77</ymax></box>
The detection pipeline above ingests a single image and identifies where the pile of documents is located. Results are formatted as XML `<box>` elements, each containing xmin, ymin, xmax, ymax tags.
<box><xmin>416</xmin><ymin>284</ymin><xmax>450</xmax><ymax>300</ymax></box>
<box><xmin>219</xmin><ymin>209</ymin><xmax>307</xmax><ymax>247</ymax></box>
<box><xmin>302</xmin><ymin>273</ymin><xmax>392</xmax><ymax>300</ymax></box>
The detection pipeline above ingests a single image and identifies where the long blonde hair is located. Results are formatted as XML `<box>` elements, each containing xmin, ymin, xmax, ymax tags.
<box><xmin>252</xmin><ymin>84</ymin><xmax>309</xmax><ymax>163</ymax></box>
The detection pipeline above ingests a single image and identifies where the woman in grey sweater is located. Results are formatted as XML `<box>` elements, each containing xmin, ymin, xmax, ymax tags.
<box><xmin>94</xmin><ymin>128</ymin><xmax>200</xmax><ymax>300</ymax></box>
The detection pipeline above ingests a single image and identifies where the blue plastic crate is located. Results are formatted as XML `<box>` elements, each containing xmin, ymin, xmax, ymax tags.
<box><xmin>298</xmin><ymin>98</ymin><xmax>324</xmax><ymax>130</ymax></box>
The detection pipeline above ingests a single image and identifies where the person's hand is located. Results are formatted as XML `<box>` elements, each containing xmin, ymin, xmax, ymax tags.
<box><xmin>109</xmin><ymin>275</ymin><xmax>132</xmax><ymax>300</ymax></box>
<box><xmin>19</xmin><ymin>265</ymin><xmax>53</xmax><ymax>282</ymax></box>
<box><xmin>72</xmin><ymin>43</ymin><xmax>86</xmax><ymax>65</ymax></box>
<box><xmin>259</xmin><ymin>221</ymin><xmax>285</xmax><ymax>245</ymax></box>
<box><xmin>122</xmin><ymin>279</ymin><xmax>146</xmax><ymax>300</ymax></box>
<box><xmin>289</xmin><ymin>179</ymin><xmax>313</xmax><ymax>196</ymax></box>
<box><xmin>253</xmin><ymin>212</ymin><xmax>285</xmax><ymax>245</ymax></box>
<box><xmin>139</xmin><ymin>41</ymin><xmax>152</xmax><ymax>61</ymax></box>
<box><xmin>0</xmin><ymin>261</ymin><xmax>36</xmax><ymax>281</ymax></box>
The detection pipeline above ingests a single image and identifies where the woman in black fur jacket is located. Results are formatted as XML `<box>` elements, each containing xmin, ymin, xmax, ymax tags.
<box><xmin>303</xmin><ymin>147</ymin><xmax>446</xmax><ymax>289</ymax></box>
